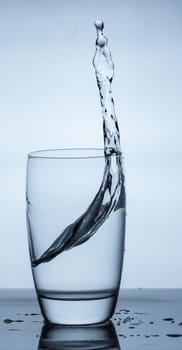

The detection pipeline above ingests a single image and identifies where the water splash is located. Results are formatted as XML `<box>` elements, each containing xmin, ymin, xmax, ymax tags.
<box><xmin>93</xmin><ymin>20</ymin><xmax>121</xmax><ymax>156</ymax></box>
<box><xmin>31</xmin><ymin>20</ymin><xmax>125</xmax><ymax>267</ymax></box>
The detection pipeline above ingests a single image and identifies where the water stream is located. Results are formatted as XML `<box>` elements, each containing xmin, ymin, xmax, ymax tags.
<box><xmin>32</xmin><ymin>20</ymin><xmax>125</xmax><ymax>267</ymax></box>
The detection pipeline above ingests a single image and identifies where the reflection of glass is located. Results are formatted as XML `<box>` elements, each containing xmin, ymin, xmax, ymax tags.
<box><xmin>26</xmin><ymin>148</ymin><xmax>125</xmax><ymax>325</ymax></box>
<box><xmin>38</xmin><ymin>321</ymin><xmax>120</xmax><ymax>350</ymax></box>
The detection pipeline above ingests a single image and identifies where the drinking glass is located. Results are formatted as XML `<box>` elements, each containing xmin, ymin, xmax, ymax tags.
<box><xmin>26</xmin><ymin>148</ymin><xmax>126</xmax><ymax>325</ymax></box>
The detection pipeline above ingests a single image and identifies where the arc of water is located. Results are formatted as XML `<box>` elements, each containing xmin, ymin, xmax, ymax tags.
<box><xmin>31</xmin><ymin>21</ymin><xmax>124</xmax><ymax>267</ymax></box>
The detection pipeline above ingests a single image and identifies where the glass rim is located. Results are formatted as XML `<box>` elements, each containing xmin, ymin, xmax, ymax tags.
<box><xmin>28</xmin><ymin>148</ymin><xmax>122</xmax><ymax>160</ymax></box>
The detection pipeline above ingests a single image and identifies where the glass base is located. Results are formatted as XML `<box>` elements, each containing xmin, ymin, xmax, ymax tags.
<box><xmin>38</xmin><ymin>290</ymin><xmax>118</xmax><ymax>325</ymax></box>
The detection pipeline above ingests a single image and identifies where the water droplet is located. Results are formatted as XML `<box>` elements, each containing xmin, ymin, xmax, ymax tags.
<box><xmin>3</xmin><ymin>319</ymin><xmax>13</xmax><ymax>324</ymax></box>
<box><xmin>30</xmin><ymin>313</ymin><xmax>39</xmax><ymax>316</ymax></box>
<box><xmin>96</xmin><ymin>37</ymin><xmax>107</xmax><ymax>48</ymax></box>
<box><xmin>163</xmin><ymin>318</ymin><xmax>174</xmax><ymax>321</ymax></box>
<box><xmin>166</xmin><ymin>334</ymin><xmax>182</xmax><ymax>337</ymax></box>
<box><xmin>152</xmin><ymin>334</ymin><xmax>159</xmax><ymax>337</ymax></box>
<box><xmin>94</xmin><ymin>20</ymin><xmax>104</xmax><ymax>31</ymax></box>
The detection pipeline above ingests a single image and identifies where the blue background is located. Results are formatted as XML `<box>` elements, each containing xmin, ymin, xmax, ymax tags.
<box><xmin>0</xmin><ymin>0</ymin><xmax>181</xmax><ymax>287</ymax></box>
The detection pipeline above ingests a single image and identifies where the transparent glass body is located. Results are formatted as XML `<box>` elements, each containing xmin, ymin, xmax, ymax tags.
<box><xmin>26</xmin><ymin>148</ymin><xmax>126</xmax><ymax>325</ymax></box>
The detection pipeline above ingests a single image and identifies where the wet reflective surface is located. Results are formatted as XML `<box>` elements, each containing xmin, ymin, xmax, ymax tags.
<box><xmin>38</xmin><ymin>321</ymin><xmax>120</xmax><ymax>349</ymax></box>
<box><xmin>0</xmin><ymin>289</ymin><xmax>182</xmax><ymax>349</ymax></box>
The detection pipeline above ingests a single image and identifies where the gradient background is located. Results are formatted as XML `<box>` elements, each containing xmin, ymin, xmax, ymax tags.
<box><xmin>0</xmin><ymin>0</ymin><xmax>181</xmax><ymax>288</ymax></box>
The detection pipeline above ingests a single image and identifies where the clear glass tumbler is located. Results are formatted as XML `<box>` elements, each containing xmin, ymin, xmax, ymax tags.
<box><xmin>26</xmin><ymin>148</ymin><xmax>126</xmax><ymax>325</ymax></box>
